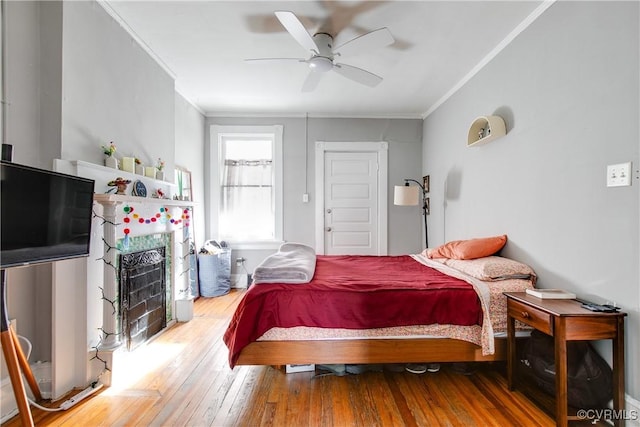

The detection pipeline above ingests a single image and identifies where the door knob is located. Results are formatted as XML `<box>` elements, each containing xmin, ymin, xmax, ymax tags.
<box><xmin>326</xmin><ymin>209</ymin><xmax>332</xmax><ymax>214</ymax></box>
<box><xmin>326</xmin><ymin>227</ymin><xmax>332</xmax><ymax>232</ymax></box>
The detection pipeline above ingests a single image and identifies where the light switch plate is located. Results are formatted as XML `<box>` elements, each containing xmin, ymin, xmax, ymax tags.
<box><xmin>606</xmin><ymin>162</ymin><xmax>632</xmax><ymax>187</ymax></box>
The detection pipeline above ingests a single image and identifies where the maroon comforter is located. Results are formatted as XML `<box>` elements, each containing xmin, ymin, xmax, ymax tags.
<box><xmin>223</xmin><ymin>255</ymin><xmax>482</xmax><ymax>367</ymax></box>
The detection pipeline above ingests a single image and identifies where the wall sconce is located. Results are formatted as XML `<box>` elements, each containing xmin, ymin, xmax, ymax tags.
<box><xmin>394</xmin><ymin>176</ymin><xmax>429</xmax><ymax>248</ymax></box>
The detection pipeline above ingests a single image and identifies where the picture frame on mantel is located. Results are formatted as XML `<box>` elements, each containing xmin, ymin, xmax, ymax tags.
<box><xmin>175</xmin><ymin>166</ymin><xmax>198</xmax><ymax>298</ymax></box>
<box><xmin>175</xmin><ymin>167</ymin><xmax>193</xmax><ymax>202</ymax></box>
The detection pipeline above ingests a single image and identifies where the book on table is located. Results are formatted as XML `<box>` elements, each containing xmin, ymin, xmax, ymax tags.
<box><xmin>525</xmin><ymin>288</ymin><xmax>576</xmax><ymax>299</ymax></box>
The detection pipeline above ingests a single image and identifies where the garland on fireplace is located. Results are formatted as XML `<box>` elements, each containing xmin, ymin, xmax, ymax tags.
<box><xmin>92</xmin><ymin>209</ymin><xmax>120</xmax><ymax>290</ymax></box>
<box><xmin>99</xmin><ymin>286</ymin><xmax>118</xmax><ymax>316</ymax></box>
<box><xmin>100</xmin><ymin>237</ymin><xmax>118</xmax><ymax>255</ymax></box>
<box><xmin>122</xmin><ymin>205</ymin><xmax>190</xmax><ymax>248</ymax></box>
<box><xmin>92</xmin><ymin>208</ymin><xmax>120</xmax><ymax>256</ymax></box>
<box><xmin>90</xmin><ymin>335</ymin><xmax>112</xmax><ymax>385</ymax></box>
<box><xmin>179</xmin><ymin>220</ymin><xmax>195</xmax><ymax>280</ymax></box>
<box><xmin>180</xmin><ymin>234</ymin><xmax>191</xmax><ymax>278</ymax></box>
<box><xmin>122</xmin><ymin>205</ymin><xmax>189</xmax><ymax>225</ymax></box>
<box><xmin>90</xmin><ymin>207</ymin><xmax>121</xmax><ymax>385</ymax></box>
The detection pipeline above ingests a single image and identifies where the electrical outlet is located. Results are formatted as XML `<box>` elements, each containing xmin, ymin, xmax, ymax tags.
<box><xmin>235</xmin><ymin>257</ymin><xmax>245</xmax><ymax>267</ymax></box>
<box><xmin>606</xmin><ymin>162</ymin><xmax>632</xmax><ymax>187</ymax></box>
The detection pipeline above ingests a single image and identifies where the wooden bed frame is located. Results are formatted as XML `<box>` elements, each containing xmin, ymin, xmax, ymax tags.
<box><xmin>235</xmin><ymin>337</ymin><xmax>508</xmax><ymax>366</ymax></box>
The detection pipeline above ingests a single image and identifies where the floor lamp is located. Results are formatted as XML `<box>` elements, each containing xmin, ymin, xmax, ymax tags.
<box><xmin>394</xmin><ymin>178</ymin><xmax>429</xmax><ymax>249</ymax></box>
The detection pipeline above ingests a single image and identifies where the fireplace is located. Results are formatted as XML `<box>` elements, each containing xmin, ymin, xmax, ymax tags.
<box><xmin>45</xmin><ymin>160</ymin><xmax>196</xmax><ymax>391</ymax></box>
<box><xmin>119</xmin><ymin>247</ymin><xmax>167</xmax><ymax>351</ymax></box>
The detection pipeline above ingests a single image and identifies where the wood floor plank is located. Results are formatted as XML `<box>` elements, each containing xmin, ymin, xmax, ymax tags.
<box><xmin>397</xmin><ymin>370</ymin><xmax>449</xmax><ymax>426</ymax></box>
<box><xmin>220</xmin><ymin>366</ymin><xmax>266</xmax><ymax>426</ymax></box>
<box><xmin>383</xmin><ymin>371</ymin><xmax>421</xmax><ymax>427</ymax></box>
<box><xmin>446</xmin><ymin>370</ymin><xmax>503</xmax><ymax>426</ymax></box>
<box><xmin>412</xmin><ymin>378</ymin><xmax>449</xmax><ymax>426</ymax></box>
<box><xmin>470</xmin><ymin>369</ymin><xmax>552</xmax><ymax>426</ymax></box>
<box><xmin>283</xmin><ymin>370</ymin><xmax>313</xmax><ymax>426</ymax></box>
<box><xmin>1</xmin><ymin>290</ymin><xmax>557</xmax><ymax>427</ymax></box>
<box><xmin>348</xmin><ymin>375</ymin><xmax>382</xmax><ymax>426</ymax></box>
<box><xmin>329</xmin><ymin>375</ymin><xmax>360</xmax><ymax>426</ymax></box>
<box><xmin>208</xmin><ymin>363</ymin><xmax>250</xmax><ymax>426</ymax></box>
<box><xmin>308</xmin><ymin>370</ymin><xmax>334</xmax><ymax>427</ymax></box>
<box><xmin>227</xmin><ymin>366</ymin><xmax>272</xmax><ymax>427</ymax></box>
<box><xmin>359</xmin><ymin>371</ymin><xmax>403</xmax><ymax>427</ymax></box>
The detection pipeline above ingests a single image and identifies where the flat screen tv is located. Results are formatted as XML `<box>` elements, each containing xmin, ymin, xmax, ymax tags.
<box><xmin>1</xmin><ymin>161</ymin><xmax>95</xmax><ymax>269</ymax></box>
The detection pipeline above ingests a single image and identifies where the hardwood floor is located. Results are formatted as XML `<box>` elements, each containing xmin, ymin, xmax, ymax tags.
<box><xmin>3</xmin><ymin>290</ymin><xmax>555</xmax><ymax>426</ymax></box>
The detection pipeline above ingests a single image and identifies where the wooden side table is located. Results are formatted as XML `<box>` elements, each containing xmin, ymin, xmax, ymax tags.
<box><xmin>504</xmin><ymin>292</ymin><xmax>626</xmax><ymax>427</ymax></box>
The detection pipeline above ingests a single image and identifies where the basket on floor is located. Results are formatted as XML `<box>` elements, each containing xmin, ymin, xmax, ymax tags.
<box><xmin>198</xmin><ymin>249</ymin><xmax>231</xmax><ymax>297</ymax></box>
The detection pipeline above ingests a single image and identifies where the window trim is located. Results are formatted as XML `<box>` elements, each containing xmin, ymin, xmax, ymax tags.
<box><xmin>209</xmin><ymin>125</ymin><xmax>283</xmax><ymax>249</ymax></box>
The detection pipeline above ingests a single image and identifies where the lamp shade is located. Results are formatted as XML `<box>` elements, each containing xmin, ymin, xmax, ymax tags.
<box><xmin>394</xmin><ymin>185</ymin><xmax>419</xmax><ymax>206</ymax></box>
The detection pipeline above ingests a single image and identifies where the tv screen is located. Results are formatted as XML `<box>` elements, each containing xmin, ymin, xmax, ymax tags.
<box><xmin>1</xmin><ymin>161</ymin><xmax>95</xmax><ymax>269</ymax></box>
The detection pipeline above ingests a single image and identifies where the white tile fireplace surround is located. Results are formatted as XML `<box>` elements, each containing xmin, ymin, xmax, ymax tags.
<box><xmin>53</xmin><ymin>160</ymin><xmax>196</xmax><ymax>391</ymax></box>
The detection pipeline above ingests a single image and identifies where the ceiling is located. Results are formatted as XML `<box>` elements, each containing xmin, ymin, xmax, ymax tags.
<box><xmin>104</xmin><ymin>1</ymin><xmax>545</xmax><ymax>118</ymax></box>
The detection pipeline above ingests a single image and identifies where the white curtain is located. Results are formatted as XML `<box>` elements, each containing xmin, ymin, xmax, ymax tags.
<box><xmin>220</xmin><ymin>159</ymin><xmax>274</xmax><ymax>240</ymax></box>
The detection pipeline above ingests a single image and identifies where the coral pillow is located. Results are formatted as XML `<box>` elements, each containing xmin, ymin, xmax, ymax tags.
<box><xmin>427</xmin><ymin>235</ymin><xmax>507</xmax><ymax>260</ymax></box>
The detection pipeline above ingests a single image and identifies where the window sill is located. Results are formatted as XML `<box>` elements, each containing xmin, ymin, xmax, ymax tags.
<box><xmin>225</xmin><ymin>240</ymin><xmax>284</xmax><ymax>250</ymax></box>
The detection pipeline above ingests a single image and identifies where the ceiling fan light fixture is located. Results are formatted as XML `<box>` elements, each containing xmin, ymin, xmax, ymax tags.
<box><xmin>308</xmin><ymin>56</ymin><xmax>333</xmax><ymax>72</ymax></box>
<box><xmin>249</xmin><ymin>11</ymin><xmax>395</xmax><ymax>91</ymax></box>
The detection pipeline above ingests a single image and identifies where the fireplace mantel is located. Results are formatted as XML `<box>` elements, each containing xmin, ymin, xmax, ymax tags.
<box><xmin>54</xmin><ymin>159</ymin><xmax>197</xmax><ymax>203</ymax></box>
<box><xmin>94</xmin><ymin>193</ymin><xmax>196</xmax><ymax>206</ymax></box>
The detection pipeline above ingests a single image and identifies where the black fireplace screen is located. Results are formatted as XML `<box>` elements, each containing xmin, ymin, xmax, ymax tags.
<box><xmin>119</xmin><ymin>247</ymin><xmax>167</xmax><ymax>351</ymax></box>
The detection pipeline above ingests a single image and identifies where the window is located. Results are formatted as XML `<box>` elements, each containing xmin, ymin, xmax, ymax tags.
<box><xmin>210</xmin><ymin>125</ymin><xmax>283</xmax><ymax>248</ymax></box>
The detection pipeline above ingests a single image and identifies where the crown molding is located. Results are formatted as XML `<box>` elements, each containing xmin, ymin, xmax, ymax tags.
<box><xmin>421</xmin><ymin>0</ymin><xmax>556</xmax><ymax>119</ymax></box>
<box><xmin>97</xmin><ymin>0</ymin><xmax>176</xmax><ymax>80</ymax></box>
<box><xmin>205</xmin><ymin>111</ymin><xmax>423</xmax><ymax>120</ymax></box>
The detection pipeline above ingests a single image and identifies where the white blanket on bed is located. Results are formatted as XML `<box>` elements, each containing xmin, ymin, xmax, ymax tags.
<box><xmin>253</xmin><ymin>243</ymin><xmax>316</xmax><ymax>284</ymax></box>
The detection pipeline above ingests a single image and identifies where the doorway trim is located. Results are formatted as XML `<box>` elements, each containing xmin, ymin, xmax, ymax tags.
<box><xmin>314</xmin><ymin>141</ymin><xmax>388</xmax><ymax>255</ymax></box>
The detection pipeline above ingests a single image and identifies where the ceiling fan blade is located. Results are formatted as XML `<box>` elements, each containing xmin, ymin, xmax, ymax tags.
<box><xmin>275</xmin><ymin>11</ymin><xmax>318</xmax><ymax>54</ymax></box>
<box><xmin>244</xmin><ymin>58</ymin><xmax>306</xmax><ymax>64</ymax></box>
<box><xmin>333</xmin><ymin>63</ymin><xmax>383</xmax><ymax>87</ymax></box>
<box><xmin>333</xmin><ymin>27</ymin><xmax>395</xmax><ymax>57</ymax></box>
<box><xmin>302</xmin><ymin>70</ymin><xmax>324</xmax><ymax>92</ymax></box>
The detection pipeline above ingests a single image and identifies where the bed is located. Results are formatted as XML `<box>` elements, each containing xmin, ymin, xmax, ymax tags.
<box><xmin>223</xmin><ymin>241</ymin><xmax>536</xmax><ymax>368</ymax></box>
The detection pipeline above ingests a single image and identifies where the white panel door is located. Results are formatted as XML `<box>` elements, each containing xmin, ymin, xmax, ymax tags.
<box><xmin>324</xmin><ymin>152</ymin><xmax>378</xmax><ymax>255</ymax></box>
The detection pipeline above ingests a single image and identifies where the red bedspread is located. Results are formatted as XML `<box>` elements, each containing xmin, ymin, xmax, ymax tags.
<box><xmin>223</xmin><ymin>255</ymin><xmax>482</xmax><ymax>367</ymax></box>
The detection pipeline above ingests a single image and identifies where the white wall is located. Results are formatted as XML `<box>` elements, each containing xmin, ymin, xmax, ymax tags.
<box><xmin>175</xmin><ymin>93</ymin><xmax>206</xmax><ymax>247</ymax></box>
<box><xmin>3</xmin><ymin>1</ymin><xmax>42</xmax><ymax>166</ymax></box>
<box><xmin>60</xmin><ymin>1</ymin><xmax>175</xmax><ymax>171</ymax></box>
<box><xmin>423</xmin><ymin>1</ymin><xmax>639</xmax><ymax>399</ymax></box>
<box><xmin>205</xmin><ymin>116</ymin><xmax>423</xmax><ymax>272</ymax></box>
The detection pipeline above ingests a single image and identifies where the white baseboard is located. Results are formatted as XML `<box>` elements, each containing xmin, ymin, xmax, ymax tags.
<box><xmin>230</xmin><ymin>274</ymin><xmax>248</xmax><ymax>288</ymax></box>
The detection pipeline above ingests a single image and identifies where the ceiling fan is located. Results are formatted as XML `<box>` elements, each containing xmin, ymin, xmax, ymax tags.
<box><xmin>246</xmin><ymin>11</ymin><xmax>395</xmax><ymax>92</ymax></box>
